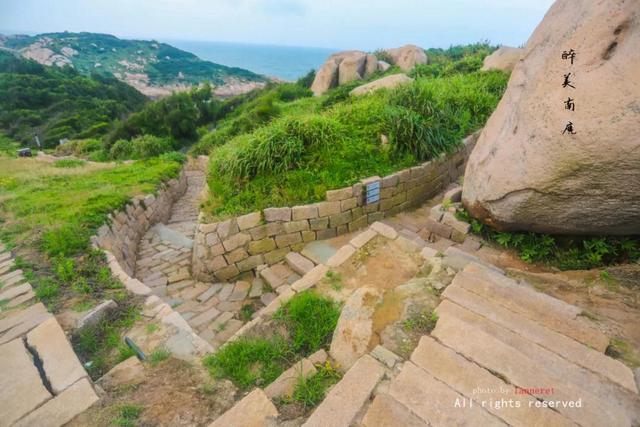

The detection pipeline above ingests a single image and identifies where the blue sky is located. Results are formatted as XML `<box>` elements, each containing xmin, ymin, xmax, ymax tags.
<box><xmin>0</xmin><ymin>0</ymin><xmax>554</xmax><ymax>50</ymax></box>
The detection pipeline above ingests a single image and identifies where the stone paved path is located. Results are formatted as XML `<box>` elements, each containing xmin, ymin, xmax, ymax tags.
<box><xmin>0</xmin><ymin>243</ymin><xmax>98</xmax><ymax>426</ymax></box>
<box><xmin>133</xmin><ymin>170</ymin><xmax>318</xmax><ymax>349</ymax></box>
<box><xmin>207</xmin><ymin>186</ymin><xmax>640</xmax><ymax>426</ymax></box>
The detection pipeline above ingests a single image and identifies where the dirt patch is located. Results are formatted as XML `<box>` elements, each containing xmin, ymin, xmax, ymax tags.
<box><xmin>336</xmin><ymin>237</ymin><xmax>422</xmax><ymax>293</ymax></box>
<box><xmin>68</xmin><ymin>358</ymin><xmax>237</xmax><ymax>427</ymax></box>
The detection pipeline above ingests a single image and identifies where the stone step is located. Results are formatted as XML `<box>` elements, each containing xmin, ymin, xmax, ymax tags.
<box><xmin>388</xmin><ymin>361</ymin><xmax>506</xmax><ymax>426</ymax></box>
<box><xmin>0</xmin><ymin>338</ymin><xmax>52</xmax><ymax>426</ymax></box>
<box><xmin>411</xmin><ymin>336</ymin><xmax>575</xmax><ymax>427</ymax></box>
<box><xmin>303</xmin><ymin>355</ymin><xmax>385</xmax><ymax>427</ymax></box>
<box><xmin>453</xmin><ymin>263</ymin><xmax>609</xmax><ymax>351</ymax></box>
<box><xmin>431</xmin><ymin>309</ymin><xmax>638</xmax><ymax>427</ymax></box>
<box><xmin>361</xmin><ymin>393</ymin><xmax>427</xmax><ymax>427</ymax></box>
<box><xmin>13</xmin><ymin>378</ymin><xmax>98</xmax><ymax>427</ymax></box>
<box><xmin>264</xmin><ymin>357</ymin><xmax>317</xmax><ymax>399</ymax></box>
<box><xmin>443</xmin><ymin>283</ymin><xmax>638</xmax><ymax>393</ymax></box>
<box><xmin>284</xmin><ymin>252</ymin><xmax>315</xmax><ymax>276</ymax></box>
<box><xmin>436</xmin><ymin>300</ymin><xmax>640</xmax><ymax>416</ymax></box>
<box><xmin>208</xmin><ymin>388</ymin><xmax>277</xmax><ymax>427</ymax></box>
<box><xmin>26</xmin><ymin>317</ymin><xmax>87</xmax><ymax>394</ymax></box>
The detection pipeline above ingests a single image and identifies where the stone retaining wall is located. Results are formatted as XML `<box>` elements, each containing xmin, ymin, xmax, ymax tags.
<box><xmin>92</xmin><ymin>171</ymin><xmax>188</xmax><ymax>276</ymax></box>
<box><xmin>192</xmin><ymin>133</ymin><xmax>479</xmax><ymax>282</ymax></box>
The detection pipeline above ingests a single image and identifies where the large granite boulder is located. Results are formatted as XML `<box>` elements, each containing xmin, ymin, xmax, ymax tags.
<box><xmin>384</xmin><ymin>44</ymin><xmax>428</xmax><ymax>71</ymax></box>
<box><xmin>350</xmin><ymin>74</ymin><xmax>414</xmax><ymax>96</ymax></box>
<box><xmin>463</xmin><ymin>0</ymin><xmax>640</xmax><ymax>235</ymax></box>
<box><xmin>311</xmin><ymin>51</ymin><xmax>378</xmax><ymax>95</ymax></box>
<box><xmin>481</xmin><ymin>46</ymin><xmax>523</xmax><ymax>72</ymax></box>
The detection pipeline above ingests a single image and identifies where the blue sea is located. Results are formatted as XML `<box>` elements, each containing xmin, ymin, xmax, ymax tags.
<box><xmin>166</xmin><ymin>40</ymin><xmax>337</xmax><ymax>81</ymax></box>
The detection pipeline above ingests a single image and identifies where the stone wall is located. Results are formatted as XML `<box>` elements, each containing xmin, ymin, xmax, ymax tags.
<box><xmin>192</xmin><ymin>133</ymin><xmax>479</xmax><ymax>282</ymax></box>
<box><xmin>92</xmin><ymin>171</ymin><xmax>187</xmax><ymax>276</ymax></box>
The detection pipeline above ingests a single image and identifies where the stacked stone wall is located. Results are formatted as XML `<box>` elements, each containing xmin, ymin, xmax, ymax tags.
<box><xmin>192</xmin><ymin>133</ymin><xmax>478</xmax><ymax>282</ymax></box>
<box><xmin>92</xmin><ymin>171</ymin><xmax>188</xmax><ymax>276</ymax></box>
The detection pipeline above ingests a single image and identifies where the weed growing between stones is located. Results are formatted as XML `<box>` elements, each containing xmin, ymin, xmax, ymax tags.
<box><xmin>203</xmin><ymin>291</ymin><xmax>340</xmax><ymax>389</ymax></box>
<box><xmin>149</xmin><ymin>348</ymin><xmax>171</xmax><ymax>367</ymax></box>
<box><xmin>605</xmin><ymin>338</ymin><xmax>640</xmax><ymax>369</ymax></box>
<box><xmin>456</xmin><ymin>208</ymin><xmax>640</xmax><ymax>270</ymax></box>
<box><xmin>290</xmin><ymin>361</ymin><xmax>342</xmax><ymax>410</ymax></box>
<box><xmin>73</xmin><ymin>301</ymin><xmax>142</xmax><ymax>378</ymax></box>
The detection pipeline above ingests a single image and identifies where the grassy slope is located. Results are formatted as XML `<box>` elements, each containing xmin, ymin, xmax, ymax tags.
<box><xmin>3</xmin><ymin>32</ymin><xmax>265</xmax><ymax>86</ymax></box>
<box><xmin>0</xmin><ymin>50</ymin><xmax>148</xmax><ymax>147</ymax></box>
<box><xmin>203</xmin><ymin>70</ymin><xmax>508</xmax><ymax>217</ymax></box>
<box><xmin>0</xmin><ymin>144</ymin><xmax>181</xmax><ymax>257</ymax></box>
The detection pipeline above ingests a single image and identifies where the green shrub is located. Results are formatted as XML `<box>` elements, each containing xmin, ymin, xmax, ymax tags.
<box><xmin>274</xmin><ymin>291</ymin><xmax>341</xmax><ymax>354</ymax></box>
<box><xmin>109</xmin><ymin>139</ymin><xmax>134</xmax><ymax>160</ymax></box>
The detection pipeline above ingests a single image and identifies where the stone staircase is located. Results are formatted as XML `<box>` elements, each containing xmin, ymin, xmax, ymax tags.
<box><xmin>132</xmin><ymin>169</ymin><xmax>320</xmax><ymax>350</ymax></box>
<box><xmin>0</xmin><ymin>243</ymin><xmax>98</xmax><ymax>427</ymax></box>
<box><xmin>208</xmin><ymin>257</ymin><xmax>640</xmax><ymax>427</ymax></box>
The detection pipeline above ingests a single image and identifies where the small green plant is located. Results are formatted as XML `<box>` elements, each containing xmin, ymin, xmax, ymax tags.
<box><xmin>239</xmin><ymin>303</ymin><xmax>256</xmax><ymax>321</ymax></box>
<box><xmin>149</xmin><ymin>348</ymin><xmax>171</xmax><ymax>366</ymax></box>
<box><xmin>605</xmin><ymin>338</ymin><xmax>640</xmax><ymax>369</ymax></box>
<box><xmin>403</xmin><ymin>310</ymin><xmax>439</xmax><ymax>334</ymax></box>
<box><xmin>325</xmin><ymin>270</ymin><xmax>343</xmax><ymax>291</ymax></box>
<box><xmin>291</xmin><ymin>361</ymin><xmax>342</xmax><ymax>409</ymax></box>
<box><xmin>113</xmin><ymin>404</ymin><xmax>143</xmax><ymax>427</ymax></box>
<box><xmin>146</xmin><ymin>323</ymin><xmax>158</xmax><ymax>334</ymax></box>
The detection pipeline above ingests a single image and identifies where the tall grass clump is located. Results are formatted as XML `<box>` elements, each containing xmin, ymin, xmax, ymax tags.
<box><xmin>384</xmin><ymin>71</ymin><xmax>508</xmax><ymax>161</ymax></box>
<box><xmin>203</xmin><ymin>291</ymin><xmax>340</xmax><ymax>390</ymax></box>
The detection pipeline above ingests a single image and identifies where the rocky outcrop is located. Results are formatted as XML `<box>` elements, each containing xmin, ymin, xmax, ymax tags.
<box><xmin>481</xmin><ymin>46</ymin><xmax>523</xmax><ymax>71</ymax></box>
<box><xmin>311</xmin><ymin>51</ymin><xmax>379</xmax><ymax>95</ymax></box>
<box><xmin>350</xmin><ymin>74</ymin><xmax>414</xmax><ymax>96</ymax></box>
<box><xmin>384</xmin><ymin>44</ymin><xmax>428</xmax><ymax>71</ymax></box>
<box><xmin>311</xmin><ymin>45</ymin><xmax>427</xmax><ymax>95</ymax></box>
<box><xmin>463</xmin><ymin>0</ymin><xmax>640</xmax><ymax>235</ymax></box>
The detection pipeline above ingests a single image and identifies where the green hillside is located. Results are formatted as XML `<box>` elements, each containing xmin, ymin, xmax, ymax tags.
<box><xmin>1</xmin><ymin>32</ymin><xmax>265</xmax><ymax>87</ymax></box>
<box><xmin>0</xmin><ymin>50</ymin><xmax>147</xmax><ymax>147</ymax></box>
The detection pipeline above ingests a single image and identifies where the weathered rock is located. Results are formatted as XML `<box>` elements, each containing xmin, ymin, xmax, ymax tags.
<box><xmin>350</xmin><ymin>74</ymin><xmax>414</xmax><ymax>96</ymax></box>
<box><xmin>481</xmin><ymin>46</ymin><xmax>523</xmax><ymax>71</ymax></box>
<box><xmin>384</xmin><ymin>44</ymin><xmax>427</xmax><ymax>71</ymax></box>
<box><xmin>377</xmin><ymin>60</ymin><xmax>391</xmax><ymax>72</ymax></box>
<box><xmin>76</xmin><ymin>300</ymin><xmax>117</xmax><ymax>331</ymax></box>
<box><xmin>338</xmin><ymin>53</ymin><xmax>367</xmax><ymax>85</ymax></box>
<box><xmin>463</xmin><ymin>0</ymin><xmax>640</xmax><ymax>235</ymax></box>
<box><xmin>209</xmin><ymin>388</ymin><xmax>277</xmax><ymax>427</ymax></box>
<box><xmin>311</xmin><ymin>51</ymin><xmax>380</xmax><ymax>95</ymax></box>
<box><xmin>96</xmin><ymin>356</ymin><xmax>145</xmax><ymax>390</ymax></box>
<box><xmin>330</xmin><ymin>287</ymin><xmax>381</xmax><ymax>369</ymax></box>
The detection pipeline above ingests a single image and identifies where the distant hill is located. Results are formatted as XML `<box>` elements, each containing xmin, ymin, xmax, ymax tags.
<box><xmin>0</xmin><ymin>32</ymin><xmax>267</xmax><ymax>98</ymax></box>
<box><xmin>0</xmin><ymin>50</ymin><xmax>147</xmax><ymax>147</ymax></box>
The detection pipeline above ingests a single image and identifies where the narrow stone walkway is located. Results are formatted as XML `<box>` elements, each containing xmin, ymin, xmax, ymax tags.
<box><xmin>133</xmin><ymin>170</ymin><xmax>319</xmax><ymax>350</ymax></box>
